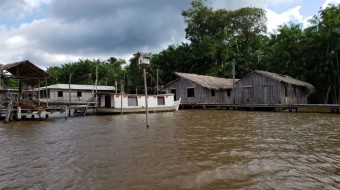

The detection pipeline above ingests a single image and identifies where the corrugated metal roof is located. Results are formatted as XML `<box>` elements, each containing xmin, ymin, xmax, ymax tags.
<box><xmin>45</xmin><ymin>84</ymin><xmax>115</xmax><ymax>91</ymax></box>
<box><xmin>253</xmin><ymin>70</ymin><xmax>315</xmax><ymax>94</ymax></box>
<box><xmin>174</xmin><ymin>72</ymin><xmax>238</xmax><ymax>90</ymax></box>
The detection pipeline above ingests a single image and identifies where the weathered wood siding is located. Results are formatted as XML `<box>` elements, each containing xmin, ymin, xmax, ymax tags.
<box><xmin>165</xmin><ymin>77</ymin><xmax>233</xmax><ymax>104</ymax></box>
<box><xmin>235</xmin><ymin>73</ymin><xmax>309</xmax><ymax>104</ymax></box>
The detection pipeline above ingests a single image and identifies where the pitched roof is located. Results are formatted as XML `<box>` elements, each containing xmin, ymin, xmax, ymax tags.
<box><xmin>173</xmin><ymin>72</ymin><xmax>238</xmax><ymax>90</ymax></box>
<box><xmin>0</xmin><ymin>60</ymin><xmax>52</xmax><ymax>80</ymax></box>
<box><xmin>252</xmin><ymin>70</ymin><xmax>315</xmax><ymax>94</ymax></box>
<box><xmin>43</xmin><ymin>84</ymin><xmax>115</xmax><ymax>91</ymax></box>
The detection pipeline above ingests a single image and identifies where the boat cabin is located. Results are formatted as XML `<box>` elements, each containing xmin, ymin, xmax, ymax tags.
<box><xmin>96</xmin><ymin>93</ymin><xmax>179</xmax><ymax>113</ymax></box>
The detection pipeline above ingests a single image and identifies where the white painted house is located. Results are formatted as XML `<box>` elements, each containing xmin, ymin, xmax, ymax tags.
<box><xmin>35</xmin><ymin>84</ymin><xmax>115</xmax><ymax>105</ymax></box>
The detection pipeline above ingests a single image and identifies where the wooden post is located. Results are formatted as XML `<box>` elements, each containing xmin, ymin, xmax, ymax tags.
<box><xmin>232</xmin><ymin>59</ymin><xmax>236</xmax><ymax>104</ymax></box>
<box><xmin>38</xmin><ymin>80</ymin><xmax>41</xmax><ymax>106</ymax></box>
<box><xmin>156</xmin><ymin>69</ymin><xmax>158</xmax><ymax>94</ymax></box>
<box><xmin>4</xmin><ymin>101</ymin><xmax>12</xmax><ymax>124</ymax></box>
<box><xmin>120</xmin><ymin>80</ymin><xmax>123</xmax><ymax>115</ymax></box>
<box><xmin>17</xmin><ymin>106</ymin><xmax>21</xmax><ymax>120</ymax></box>
<box><xmin>18</xmin><ymin>80</ymin><xmax>22</xmax><ymax>103</ymax></box>
<box><xmin>69</xmin><ymin>73</ymin><xmax>72</xmax><ymax>107</ymax></box>
<box><xmin>115</xmin><ymin>81</ymin><xmax>117</xmax><ymax>93</ymax></box>
<box><xmin>143</xmin><ymin>67</ymin><xmax>149</xmax><ymax>128</ymax></box>
<box><xmin>65</xmin><ymin>107</ymin><xmax>68</xmax><ymax>120</ymax></box>
<box><xmin>45</xmin><ymin>78</ymin><xmax>49</xmax><ymax>107</ymax></box>
<box><xmin>95</xmin><ymin>65</ymin><xmax>98</xmax><ymax>106</ymax></box>
<box><xmin>38</xmin><ymin>109</ymin><xmax>42</xmax><ymax>121</ymax></box>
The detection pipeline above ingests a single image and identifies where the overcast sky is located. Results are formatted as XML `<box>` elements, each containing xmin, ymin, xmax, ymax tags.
<box><xmin>0</xmin><ymin>0</ymin><xmax>339</xmax><ymax>69</ymax></box>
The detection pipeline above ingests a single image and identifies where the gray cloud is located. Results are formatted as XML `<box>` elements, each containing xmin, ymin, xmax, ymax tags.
<box><xmin>45</xmin><ymin>0</ymin><xmax>191</xmax><ymax>54</ymax></box>
<box><xmin>3</xmin><ymin>0</ymin><xmax>296</xmax><ymax>68</ymax></box>
<box><xmin>1</xmin><ymin>0</ymin><xmax>192</xmax><ymax>67</ymax></box>
<box><xmin>209</xmin><ymin>0</ymin><xmax>267</xmax><ymax>10</ymax></box>
<box><xmin>0</xmin><ymin>0</ymin><xmax>26</xmax><ymax>17</ymax></box>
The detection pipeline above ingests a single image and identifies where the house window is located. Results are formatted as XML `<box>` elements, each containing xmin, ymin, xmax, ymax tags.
<box><xmin>128</xmin><ymin>96</ymin><xmax>138</xmax><ymax>106</ymax></box>
<box><xmin>187</xmin><ymin>88</ymin><xmax>195</xmax><ymax>97</ymax></box>
<box><xmin>58</xmin><ymin>91</ymin><xmax>63</xmax><ymax>97</ymax></box>
<box><xmin>227</xmin><ymin>89</ymin><xmax>231</xmax><ymax>97</ymax></box>
<box><xmin>77</xmin><ymin>91</ymin><xmax>82</xmax><ymax>97</ymax></box>
<box><xmin>211</xmin><ymin>89</ymin><xmax>216</xmax><ymax>96</ymax></box>
<box><xmin>157</xmin><ymin>97</ymin><xmax>165</xmax><ymax>105</ymax></box>
<box><xmin>285</xmin><ymin>86</ymin><xmax>288</xmax><ymax>97</ymax></box>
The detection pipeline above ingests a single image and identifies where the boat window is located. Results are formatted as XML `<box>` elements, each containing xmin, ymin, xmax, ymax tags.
<box><xmin>157</xmin><ymin>97</ymin><xmax>165</xmax><ymax>105</ymax></box>
<box><xmin>128</xmin><ymin>96</ymin><xmax>138</xmax><ymax>106</ymax></box>
<box><xmin>58</xmin><ymin>91</ymin><xmax>63</xmax><ymax>97</ymax></box>
<box><xmin>187</xmin><ymin>88</ymin><xmax>195</xmax><ymax>97</ymax></box>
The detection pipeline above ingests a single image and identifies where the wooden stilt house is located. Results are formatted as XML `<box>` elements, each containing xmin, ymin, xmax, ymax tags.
<box><xmin>163</xmin><ymin>72</ymin><xmax>237</xmax><ymax>104</ymax></box>
<box><xmin>235</xmin><ymin>70</ymin><xmax>315</xmax><ymax>104</ymax></box>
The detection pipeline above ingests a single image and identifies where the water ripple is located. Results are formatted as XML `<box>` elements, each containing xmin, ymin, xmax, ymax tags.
<box><xmin>0</xmin><ymin>111</ymin><xmax>339</xmax><ymax>189</ymax></box>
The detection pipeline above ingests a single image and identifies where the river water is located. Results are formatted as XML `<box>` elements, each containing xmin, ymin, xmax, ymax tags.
<box><xmin>0</xmin><ymin>110</ymin><xmax>339</xmax><ymax>190</ymax></box>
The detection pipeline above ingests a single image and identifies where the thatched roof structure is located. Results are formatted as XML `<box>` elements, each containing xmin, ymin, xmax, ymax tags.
<box><xmin>0</xmin><ymin>60</ymin><xmax>52</xmax><ymax>80</ymax></box>
<box><xmin>247</xmin><ymin>70</ymin><xmax>315</xmax><ymax>94</ymax></box>
<box><xmin>171</xmin><ymin>72</ymin><xmax>238</xmax><ymax>90</ymax></box>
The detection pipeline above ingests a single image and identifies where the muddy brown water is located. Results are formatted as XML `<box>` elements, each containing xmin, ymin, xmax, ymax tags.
<box><xmin>0</xmin><ymin>110</ymin><xmax>339</xmax><ymax>189</ymax></box>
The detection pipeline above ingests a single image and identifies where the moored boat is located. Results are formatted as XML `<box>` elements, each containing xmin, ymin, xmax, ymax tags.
<box><xmin>96</xmin><ymin>93</ymin><xmax>180</xmax><ymax>114</ymax></box>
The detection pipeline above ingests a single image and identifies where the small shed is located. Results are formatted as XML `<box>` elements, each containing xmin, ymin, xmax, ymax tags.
<box><xmin>235</xmin><ymin>70</ymin><xmax>315</xmax><ymax>104</ymax></box>
<box><xmin>163</xmin><ymin>72</ymin><xmax>237</xmax><ymax>104</ymax></box>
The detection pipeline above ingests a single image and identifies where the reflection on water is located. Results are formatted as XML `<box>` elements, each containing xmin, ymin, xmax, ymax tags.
<box><xmin>0</xmin><ymin>110</ymin><xmax>339</xmax><ymax>189</ymax></box>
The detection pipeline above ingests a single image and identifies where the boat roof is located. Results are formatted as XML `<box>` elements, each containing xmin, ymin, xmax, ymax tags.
<box><xmin>40</xmin><ymin>84</ymin><xmax>115</xmax><ymax>91</ymax></box>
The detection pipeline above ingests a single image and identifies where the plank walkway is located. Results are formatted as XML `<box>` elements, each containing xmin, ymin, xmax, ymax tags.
<box><xmin>181</xmin><ymin>103</ymin><xmax>340</xmax><ymax>113</ymax></box>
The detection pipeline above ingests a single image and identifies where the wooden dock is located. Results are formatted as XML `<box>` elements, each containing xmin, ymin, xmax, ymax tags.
<box><xmin>0</xmin><ymin>105</ymin><xmax>97</xmax><ymax>123</ymax></box>
<box><xmin>180</xmin><ymin>103</ymin><xmax>340</xmax><ymax>113</ymax></box>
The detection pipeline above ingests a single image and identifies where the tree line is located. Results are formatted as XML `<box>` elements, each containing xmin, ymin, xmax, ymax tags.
<box><xmin>23</xmin><ymin>0</ymin><xmax>339</xmax><ymax>103</ymax></box>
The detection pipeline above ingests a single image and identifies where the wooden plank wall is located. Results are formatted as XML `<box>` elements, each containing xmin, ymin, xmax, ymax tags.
<box><xmin>165</xmin><ymin>77</ymin><xmax>233</xmax><ymax>104</ymax></box>
<box><xmin>235</xmin><ymin>73</ymin><xmax>309</xmax><ymax>104</ymax></box>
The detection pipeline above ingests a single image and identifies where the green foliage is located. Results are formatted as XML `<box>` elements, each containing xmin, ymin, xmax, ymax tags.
<box><xmin>154</xmin><ymin>0</ymin><xmax>268</xmax><ymax>80</ymax></box>
<box><xmin>46</xmin><ymin>57</ymin><xmax>126</xmax><ymax>86</ymax></box>
<box><xmin>1</xmin><ymin>78</ymin><xmax>19</xmax><ymax>88</ymax></box>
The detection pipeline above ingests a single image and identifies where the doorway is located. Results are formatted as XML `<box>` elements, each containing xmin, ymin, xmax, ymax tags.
<box><xmin>171</xmin><ymin>88</ymin><xmax>176</xmax><ymax>101</ymax></box>
<box><xmin>105</xmin><ymin>95</ymin><xmax>111</xmax><ymax>108</ymax></box>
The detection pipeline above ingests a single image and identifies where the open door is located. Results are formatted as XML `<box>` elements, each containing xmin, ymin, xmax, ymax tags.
<box><xmin>171</xmin><ymin>88</ymin><xmax>176</xmax><ymax>101</ymax></box>
<box><xmin>105</xmin><ymin>95</ymin><xmax>111</xmax><ymax>108</ymax></box>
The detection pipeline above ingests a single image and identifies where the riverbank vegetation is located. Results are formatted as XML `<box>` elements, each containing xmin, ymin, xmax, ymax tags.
<box><xmin>43</xmin><ymin>0</ymin><xmax>339</xmax><ymax>103</ymax></box>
